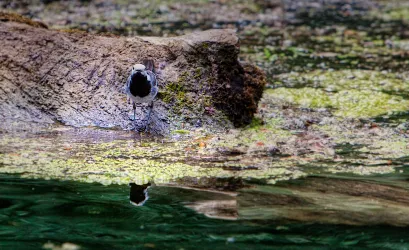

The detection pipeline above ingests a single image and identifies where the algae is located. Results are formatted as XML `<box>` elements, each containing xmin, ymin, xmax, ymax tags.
<box><xmin>266</xmin><ymin>87</ymin><xmax>409</xmax><ymax>118</ymax></box>
<box><xmin>0</xmin><ymin>129</ymin><xmax>305</xmax><ymax>185</ymax></box>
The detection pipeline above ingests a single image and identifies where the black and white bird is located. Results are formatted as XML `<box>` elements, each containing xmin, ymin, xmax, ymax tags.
<box><xmin>125</xmin><ymin>59</ymin><xmax>158</xmax><ymax>130</ymax></box>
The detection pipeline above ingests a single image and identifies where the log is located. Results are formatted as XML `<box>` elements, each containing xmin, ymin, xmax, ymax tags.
<box><xmin>0</xmin><ymin>13</ymin><xmax>266</xmax><ymax>134</ymax></box>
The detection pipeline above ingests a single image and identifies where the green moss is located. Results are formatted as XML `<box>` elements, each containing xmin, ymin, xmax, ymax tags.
<box><xmin>248</xmin><ymin>117</ymin><xmax>264</xmax><ymax>129</ymax></box>
<box><xmin>160</xmin><ymin>71</ymin><xmax>219</xmax><ymax>120</ymax></box>
<box><xmin>165</xmin><ymin>81</ymin><xmax>184</xmax><ymax>93</ymax></box>
<box><xmin>202</xmin><ymin>95</ymin><xmax>213</xmax><ymax>107</ymax></box>
<box><xmin>194</xmin><ymin>68</ymin><xmax>202</xmax><ymax>79</ymax></box>
<box><xmin>160</xmin><ymin>88</ymin><xmax>174</xmax><ymax>104</ymax></box>
<box><xmin>160</xmin><ymin>73</ymin><xmax>189</xmax><ymax>113</ymax></box>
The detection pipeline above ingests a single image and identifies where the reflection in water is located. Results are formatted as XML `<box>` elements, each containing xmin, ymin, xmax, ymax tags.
<box><xmin>129</xmin><ymin>183</ymin><xmax>151</xmax><ymax>206</ymax></box>
<box><xmin>129</xmin><ymin>182</ymin><xmax>238</xmax><ymax>220</ymax></box>
<box><xmin>185</xmin><ymin>199</ymin><xmax>238</xmax><ymax>220</ymax></box>
<box><xmin>2</xmin><ymin>174</ymin><xmax>409</xmax><ymax>249</ymax></box>
<box><xmin>130</xmin><ymin>180</ymin><xmax>239</xmax><ymax>219</ymax></box>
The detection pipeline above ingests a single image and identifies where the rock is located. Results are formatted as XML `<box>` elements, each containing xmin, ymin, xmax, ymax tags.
<box><xmin>0</xmin><ymin>13</ymin><xmax>266</xmax><ymax>134</ymax></box>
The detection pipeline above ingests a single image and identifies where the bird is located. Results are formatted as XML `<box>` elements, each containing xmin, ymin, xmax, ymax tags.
<box><xmin>125</xmin><ymin>59</ymin><xmax>157</xmax><ymax>131</ymax></box>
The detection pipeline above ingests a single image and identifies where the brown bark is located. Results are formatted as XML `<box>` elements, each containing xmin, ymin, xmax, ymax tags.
<box><xmin>0</xmin><ymin>13</ymin><xmax>266</xmax><ymax>134</ymax></box>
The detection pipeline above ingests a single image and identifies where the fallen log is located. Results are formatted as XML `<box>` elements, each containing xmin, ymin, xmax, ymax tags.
<box><xmin>0</xmin><ymin>13</ymin><xmax>266</xmax><ymax>134</ymax></box>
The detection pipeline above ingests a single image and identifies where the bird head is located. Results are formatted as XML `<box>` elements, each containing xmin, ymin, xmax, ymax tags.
<box><xmin>132</xmin><ymin>64</ymin><xmax>146</xmax><ymax>75</ymax></box>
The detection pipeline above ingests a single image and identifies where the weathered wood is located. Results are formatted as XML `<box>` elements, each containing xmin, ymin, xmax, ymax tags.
<box><xmin>0</xmin><ymin>13</ymin><xmax>266</xmax><ymax>134</ymax></box>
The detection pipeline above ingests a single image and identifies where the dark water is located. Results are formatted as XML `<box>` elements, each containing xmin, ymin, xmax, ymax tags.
<box><xmin>1</xmin><ymin>174</ymin><xmax>409</xmax><ymax>250</ymax></box>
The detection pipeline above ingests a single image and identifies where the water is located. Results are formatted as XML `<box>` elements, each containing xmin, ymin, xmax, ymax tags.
<box><xmin>1</xmin><ymin>174</ymin><xmax>409</xmax><ymax>250</ymax></box>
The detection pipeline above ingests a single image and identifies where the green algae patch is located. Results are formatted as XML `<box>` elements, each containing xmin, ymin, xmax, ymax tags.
<box><xmin>171</xmin><ymin>129</ymin><xmax>190</xmax><ymax>135</ymax></box>
<box><xmin>276</xmin><ymin>70</ymin><xmax>409</xmax><ymax>98</ymax></box>
<box><xmin>207</xmin><ymin>117</ymin><xmax>292</xmax><ymax>152</ymax></box>
<box><xmin>317</xmin><ymin>123</ymin><xmax>409</xmax><ymax>161</ymax></box>
<box><xmin>266</xmin><ymin>88</ymin><xmax>332</xmax><ymax>108</ymax></box>
<box><xmin>266</xmin><ymin>87</ymin><xmax>409</xmax><ymax>118</ymax></box>
<box><xmin>331</xmin><ymin>89</ymin><xmax>409</xmax><ymax>118</ymax></box>
<box><xmin>267</xmin><ymin>70</ymin><xmax>409</xmax><ymax>118</ymax></box>
<box><xmin>0</xmin><ymin>119</ymin><xmax>406</xmax><ymax>186</ymax></box>
<box><xmin>328</xmin><ymin>165</ymin><xmax>395</xmax><ymax>175</ymax></box>
<box><xmin>0</xmin><ymin>131</ymin><xmax>305</xmax><ymax>186</ymax></box>
<box><xmin>0</xmin><ymin>139</ymin><xmax>222</xmax><ymax>185</ymax></box>
<box><xmin>370</xmin><ymin>7</ymin><xmax>409</xmax><ymax>22</ymax></box>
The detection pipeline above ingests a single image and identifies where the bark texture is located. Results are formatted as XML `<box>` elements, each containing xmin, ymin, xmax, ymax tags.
<box><xmin>0</xmin><ymin>13</ymin><xmax>266</xmax><ymax>134</ymax></box>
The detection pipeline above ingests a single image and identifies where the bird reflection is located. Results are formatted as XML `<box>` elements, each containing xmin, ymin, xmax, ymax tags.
<box><xmin>129</xmin><ymin>183</ymin><xmax>151</xmax><ymax>206</ymax></box>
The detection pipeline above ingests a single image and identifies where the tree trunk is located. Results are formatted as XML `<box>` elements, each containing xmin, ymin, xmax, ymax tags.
<box><xmin>0</xmin><ymin>13</ymin><xmax>266</xmax><ymax>134</ymax></box>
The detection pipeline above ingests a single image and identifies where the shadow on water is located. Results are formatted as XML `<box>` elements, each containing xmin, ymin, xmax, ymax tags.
<box><xmin>2</xmin><ymin>174</ymin><xmax>409</xmax><ymax>249</ymax></box>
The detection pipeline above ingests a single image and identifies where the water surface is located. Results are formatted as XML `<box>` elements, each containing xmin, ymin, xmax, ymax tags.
<box><xmin>1</xmin><ymin>174</ymin><xmax>409</xmax><ymax>250</ymax></box>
